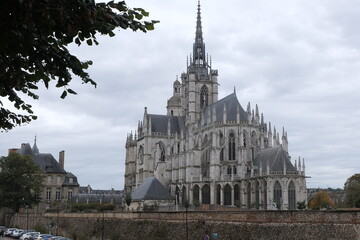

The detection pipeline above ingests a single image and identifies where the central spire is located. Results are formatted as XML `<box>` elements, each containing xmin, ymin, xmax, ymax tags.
<box><xmin>190</xmin><ymin>0</ymin><xmax>209</xmax><ymax>77</ymax></box>
<box><xmin>195</xmin><ymin>0</ymin><xmax>203</xmax><ymax>44</ymax></box>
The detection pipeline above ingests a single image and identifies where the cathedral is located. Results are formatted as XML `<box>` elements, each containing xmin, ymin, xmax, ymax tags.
<box><xmin>124</xmin><ymin>2</ymin><xmax>307</xmax><ymax>210</ymax></box>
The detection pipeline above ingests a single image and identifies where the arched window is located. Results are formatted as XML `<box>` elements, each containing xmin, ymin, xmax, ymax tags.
<box><xmin>227</xmin><ymin>165</ymin><xmax>232</xmax><ymax>175</ymax></box>
<box><xmin>175</xmin><ymin>186</ymin><xmax>180</xmax><ymax>204</ymax></box>
<box><xmin>288</xmin><ymin>181</ymin><xmax>296</xmax><ymax>210</ymax></box>
<box><xmin>273</xmin><ymin>181</ymin><xmax>282</xmax><ymax>210</ymax></box>
<box><xmin>200</xmin><ymin>85</ymin><xmax>208</xmax><ymax>109</ymax></box>
<box><xmin>233</xmin><ymin>165</ymin><xmax>237</xmax><ymax>175</ymax></box>
<box><xmin>219</xmin><ymin>131</ymin><xmax>224</xmax><ymax>145</ymax></box>
<box><xmin>224</xmin><ymin>184</ymin><xmax>232</xmax><ymax>205</ymax></box>
<box><xmin>243</xmin><ymin>133</ymin><xmax>247</xmax><ymax>147</ymax></box>
<box><xmin>216</xmin><ymin>185</ymin><xmax>221</xmax><ymax>205</ymax></box>
<box><xmin>201</xmin><ymin>148</ymin><xmax>211</xmax><ymax>177</ymax></box>
<box><xmin>202</xmin><ymin>184</ymin><xmax>211</xmax><ymax>204</ymax></box>
<box><xmin>247</xmin><ymin>182</ymin><xmax>251</xmax><ymax>209</ymax></box>
<box><xmin>182</xmin><ymin>186</ymin><xmax>187</xmax><ymax>205</ymax></box>
<box><xmin>263</xmin><ymin>181</ymin><xmax>268</xmax><ymax>210</ymax></box>
<box><xmin>193</xmin><ymin>185</ymin><xmax>200</xmax><ymax>203</ymax></box>
<box><xmin>138</xmin><ymin>146</ymin><xmax>144</xmax><ymax>165</ymax></box>
<box><xmin>228</xmin><ymin>132</ymin><xmax>236</xmax><ymax>160</ymax></box>
<box><xmin>160</xmin><ymin>146</ymin><xmax>165</xmax><ymax>162</ymax></box>
<box><xmin>234</xmin><ymin>184</ymin><xmax>240</xmax><ymax>206</ymax></box>
<box><xmin>203</xmin><ymin>134</ymin><xmax>208</xmax><ymax>147</ymax></box>
<box><xmin>255</xmin><ymin>181</ymin><xmax>260</xmax><ymax>210</ymax></box>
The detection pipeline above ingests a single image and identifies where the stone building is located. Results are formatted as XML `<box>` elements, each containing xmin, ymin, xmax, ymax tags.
<box><xmin>9</xmin><ymin>139</ymin><xmax>80</xmax><ymax>211</ymax></box>
<box><xmin>124</xmin><ymin>2</ymin><xmax>307</xmax><ymax>210</ymax></box>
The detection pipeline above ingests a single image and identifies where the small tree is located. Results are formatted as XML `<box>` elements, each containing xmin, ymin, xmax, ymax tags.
<box><xmin>297</xmin><ymin>201</ymin><xmax>306</xmax><ymax>210</ymax></box>
<box><xmin>308</xmin><ymin>190</ymin><xmax>335</xmax><ymax>209</ymax></box>
<box><xmin>344</xmin><ymin>174</ymin><xmax>360</xmax><ymax>208</ymax></box>
<box><xmin>0</xmin><ymin>153</ymin><xmax>44</xmax><ymax>212</ymax></box>
<box><xmin>125</xmin><ymin>192</ymin><xmax>132</xmax><ymax>207</ymax></box>
<box><xmin>183</xmin><ymin>199</ymin><xmax>190</xmax><ymax>209</ymax></box>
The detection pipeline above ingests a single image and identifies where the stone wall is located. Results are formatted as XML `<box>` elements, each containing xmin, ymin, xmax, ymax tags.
<box><xmin>10</xmin><ymin>210</ymin><xmax>360</xmax><ymax>240</ymax></box>
<box><xmin>0</xmin><ymin>208</ymin><xmax>14</xmax><ymax>226</ymax></box>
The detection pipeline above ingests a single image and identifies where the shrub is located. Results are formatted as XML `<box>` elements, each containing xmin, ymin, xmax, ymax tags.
<box><xmin>193</xmin><ymin>200</ymin><xmax>201</xmax><ymax>207</ymax></box>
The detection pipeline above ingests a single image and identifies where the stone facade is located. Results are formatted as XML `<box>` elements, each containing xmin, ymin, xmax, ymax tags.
<box><xmin>124</xmin><ymin>2</ymin><xmax>307</xmax><ymax>210</ymax></box>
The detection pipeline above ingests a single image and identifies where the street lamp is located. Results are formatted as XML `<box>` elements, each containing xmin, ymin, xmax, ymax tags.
<box><xmin>25</xmin><ymin>205</ymin><xmax>29</xmax><ymax>230</ymax></box>
<box><xmin>184</xmin><ymin>199</ymin><xmax>189</xmax><ymax>240</ymax></box>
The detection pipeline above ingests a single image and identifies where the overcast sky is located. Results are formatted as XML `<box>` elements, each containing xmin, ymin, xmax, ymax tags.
<box><xmin>1</xmin><ymin>0</ymin><xmax>360</xmax><ymax>190</ymax></box>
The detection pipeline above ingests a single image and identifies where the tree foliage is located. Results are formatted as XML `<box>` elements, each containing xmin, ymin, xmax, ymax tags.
<box><xmin>0</xmin><ymin>0</ymin><xmax>158</xmax><ymax>131</ymax></box>
<box><xmin>308</xmin><ymin>190</ymin><xmax>335</xmax><ymax>209</ymax></box>
<box><xmin>344</xmin><ymin>173</ymin><xmax>360</xmax><ymax>208</ymax></box>
<box><xmin>125</xmin><ymin>192</ymin><xmax>132</xmax><ymax>207</ymax></box>
<box><xmin>0</xmin><ymin>153</ymin><xmax>44</xmax><ymax>212</ymax></box>
<box><xmin>296</xmin><ymin>201</ymin><xmax>306</xmax><ymax>210</ymax></box>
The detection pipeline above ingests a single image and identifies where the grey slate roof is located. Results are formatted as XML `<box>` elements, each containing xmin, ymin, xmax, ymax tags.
<box><xmin>14</xmin><ymin>142</ymin><xmax>80</xmax><ymax>188</ymax></box>
<box><xmin>69</xmin><ymin>192</ymin><xmax>124</xmax><ymax>205</ymax></box>
<box><xmin>148</xmin><ymin>114</ymin><xmax>185</xmax><ymax>135</ymax></box>
<box><xmin>17</xmin><ymin>143</ymin><xmax>66</xmax><ymax>174</ymax></box>
<box><xmin>201</xmin><ymin>92</ymin><xmax>248</xmax><ymax>125</ymax></box>
<box><xmin>253</xmin><ymin>146</ymin><xmax>297</xmax><ymax>172</ymax></box>
<box><xmin>131</xmin><ymin>177</ymin><xmax>174</xmax><ymax>201</ymax></box>
<box><xmin>167</xmin><ymin>95</ymin><xmax>181</xmax><ymax>107</ymax></box>
<box><xmin>63</xmin><ymin>172</ymin><xmax>80</xmax><ymax>187</ymax></box>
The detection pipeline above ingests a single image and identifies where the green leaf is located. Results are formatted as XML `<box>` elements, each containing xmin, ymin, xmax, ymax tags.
<box><xmin>60</xmin><ymin>91</ymin><xmax>67</xmax><ymax>99</ymax></box>
<box><xmin>145</xmin><ymin>22</ymin><xmax>154</xmax><ymax>31</ymax></box>
<box><xmin>75</xmin><ymin>37</ymin><xmax>81</xmax><ymax>46</ymax></box>
<box><xmin>86</xmin><ymin>39</ymin><xmax>92</xmax><ymax>45</ymax></box>
<box><xmin>135</xmin><ymin>13</ymin><xmax>143</xmax><ymax>20</ymax></box>
<box><xmin>67</xmin><ymin>89</ymin><xmax>77</xmax><ymax>95</ymax></box>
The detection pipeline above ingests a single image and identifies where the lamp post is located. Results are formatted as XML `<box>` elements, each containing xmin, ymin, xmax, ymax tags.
<box><xmin>25</xmin><ymin>205</ymin><xmax>29</xmax><ymax>230</ymax></box>
<box><xmin>185</xmin><ymin>199</ymin><xmax>189</xmax><ymax>240</ymax></box>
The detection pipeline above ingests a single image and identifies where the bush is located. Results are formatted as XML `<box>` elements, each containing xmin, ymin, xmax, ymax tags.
<box><xmin>193</xmin><ymin>200</ymin><xmax>201</xmax><ymax>207</ymax></box>
<box><xmin>34</xmin><ymin>223</ymin><xmax>47</xmax><ymax>234</ymax></box>
<box><xmin>297</xmin><ymin>201</ymin><xmax>306</xmax><ymax>210</ymax></box>
<box><xmin>70</xmin><ymin>203</ymin><xmax>116</xmax><ymax>212</ymax></box>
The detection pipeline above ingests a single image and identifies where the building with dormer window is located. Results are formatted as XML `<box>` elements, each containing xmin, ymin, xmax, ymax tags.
<box><xmin>8</xmin><ymin>139</ymin><xmax>79</xmax><ymax>211</ymax></box>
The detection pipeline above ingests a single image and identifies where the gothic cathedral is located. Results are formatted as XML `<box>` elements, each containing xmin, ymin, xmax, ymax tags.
<box><xmin>124</xmin><ymin>2</ymin><xmax>307</xmax><ymax>210</ymax></box>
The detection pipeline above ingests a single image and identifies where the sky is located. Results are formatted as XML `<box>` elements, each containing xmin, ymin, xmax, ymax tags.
<box><xmin>1</xmin><ymin>0</ymin><xmax>360</xmax><ymax>190</ymax></box>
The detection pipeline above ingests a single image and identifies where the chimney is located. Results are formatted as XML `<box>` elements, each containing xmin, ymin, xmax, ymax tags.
<box><xmin>8</xmin><ymin>148</ymin><xmax>19</xmax><ymax>155</ymax></box>
<box><xmin>59</xmin><ymin>150</ymin><xmax>65</xmax><ymax>169</ymax></box>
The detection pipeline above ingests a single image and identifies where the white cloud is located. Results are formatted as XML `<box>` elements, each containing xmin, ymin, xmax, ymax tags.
<box><xmin>1</xmin><ymin>0</ymin><xmax>360</xmax><ymax>190</ymax></box>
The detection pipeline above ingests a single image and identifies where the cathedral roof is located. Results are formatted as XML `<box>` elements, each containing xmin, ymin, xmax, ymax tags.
<box><xmin>167</xmin><ymin>95</ymin><xmax>181</xmax><ymax>107</ymax></box>
<box><xmin>148</xmin><ymin>114</ymin><xmax>185</xmax><ymax>135</ymax></box>
<box><xmin>201</xmin><ymin>92</ymin><xmax>248</xmax><ymax>125</ymax></box>
<box><xmin>253</xmin><ymin>146</ymin><xmax>297</xmax><ymax>172</ymax></box>
<box><xmin>131</xmin><ymin>177</ymin><xmax>174</xmax><ymax>201</ymax></box>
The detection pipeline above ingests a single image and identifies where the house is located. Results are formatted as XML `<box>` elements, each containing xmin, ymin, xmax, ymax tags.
<box><xmin>9</xmin><ymin>138</ymin><xmax>79</xmax><ymax>211</ymax></box>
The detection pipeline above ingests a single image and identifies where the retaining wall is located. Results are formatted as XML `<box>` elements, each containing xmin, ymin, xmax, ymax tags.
<box><xmin>10</xmin><ymin>210</ymin><xmax>360</xmax><ymax>240</ymax></box>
